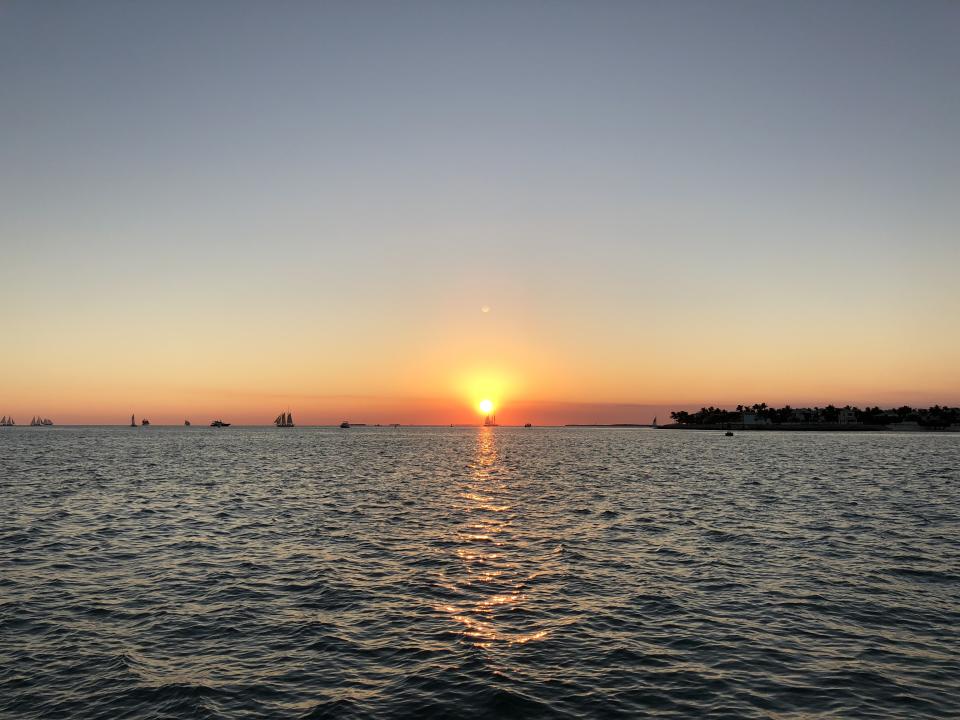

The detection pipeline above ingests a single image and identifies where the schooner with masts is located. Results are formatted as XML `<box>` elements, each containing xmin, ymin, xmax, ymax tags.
<box><xmin>274</xmin><ymin>411</ymin><xmax>295</xmax><ymax>427</ymax></box>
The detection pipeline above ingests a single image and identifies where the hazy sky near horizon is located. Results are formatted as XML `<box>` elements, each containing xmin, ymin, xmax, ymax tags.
<box><xmin>1</xmin><ymin>1</ymin><xmax>958</xmax><ymax>424</ymax></box>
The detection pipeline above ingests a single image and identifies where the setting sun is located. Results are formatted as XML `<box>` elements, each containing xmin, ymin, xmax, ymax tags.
<box><xmin>478</xmin><ymin>399</ymin><xmax>494</xmax><ymax>415</ymax></box>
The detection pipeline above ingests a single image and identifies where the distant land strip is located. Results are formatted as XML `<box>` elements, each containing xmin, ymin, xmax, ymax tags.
<box><xmin>665</xmin><ymin>404</ymin><xmax>960</xmax><ymax>431</ymax></box>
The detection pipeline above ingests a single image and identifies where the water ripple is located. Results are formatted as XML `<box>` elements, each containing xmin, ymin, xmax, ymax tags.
<box><xmin>1</xmin><ymin>426</ymin><xmax>958</xmax><ymax>718</ymax></box>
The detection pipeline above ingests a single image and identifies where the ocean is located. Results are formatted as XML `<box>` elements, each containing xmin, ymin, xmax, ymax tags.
<box><xmin>1</xmin><ymin>426</ymin><xmax>958</xmax><ymax>718</ymax></box>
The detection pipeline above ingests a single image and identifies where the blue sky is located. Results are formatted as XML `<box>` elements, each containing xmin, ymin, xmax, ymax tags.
<box><xmin>1</xmin><ymin>1</ymin><xmax>958</xmax><ymax>421</ymax></box>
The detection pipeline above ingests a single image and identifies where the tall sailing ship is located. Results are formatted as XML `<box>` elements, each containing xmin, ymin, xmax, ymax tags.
<box><xmin>30</xmin><ymin>417</ymin><xmax>54</xmax><ymax>426</ymax></box>
<box><xmin>274</xmin><ymin>411</ymin><xmax>295</xmax><ymax>427</ymax></box>
<box><xmin>0</xmin><ymin>416</ymin><xmax>14</xmax><ymax>426</ymax></box>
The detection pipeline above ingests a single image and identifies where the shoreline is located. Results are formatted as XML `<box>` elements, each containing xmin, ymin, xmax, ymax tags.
<box><xmin>659</xmin><ymin>422</ymin><xmax>960</xmax><ymax>432</ymax></box>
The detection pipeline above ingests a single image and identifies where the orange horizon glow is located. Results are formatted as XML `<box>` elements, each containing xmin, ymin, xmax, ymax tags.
<box><xmin>4</xmin><ymin>330</ymin><xmax>959</xmax><ymax>426</ymax></box>
<box><xmin>5</xmin><ymin>277</ymin><xmax>958</xmax><ymax>426</ymax></box>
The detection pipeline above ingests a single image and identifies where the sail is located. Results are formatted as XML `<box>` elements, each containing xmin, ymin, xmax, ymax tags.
<box><xmin>287</xmin><ymin>412</ymin><xmax>293</xmax><ymax>425</ymax></box>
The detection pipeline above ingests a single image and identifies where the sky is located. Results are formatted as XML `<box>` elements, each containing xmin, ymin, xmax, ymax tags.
<box><xmin>1</xmin><ymin>1</ymin><xmax>958</xmax><ymax>425</ymax></box>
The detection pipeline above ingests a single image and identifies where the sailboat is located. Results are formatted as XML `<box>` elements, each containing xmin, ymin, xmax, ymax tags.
<box><xmin>30</xmin><ymin>417</ymin><xmax>54</xmax><ymax>426</ymax></box>
<box><xmin>130</xmin><ymin>414</ymin><xmax>136</xmax><ymax>427</ymax></box>
<box><xmin>274</xmin><ymin>411</ymin><xmax>295</xmax><ymax>428</ymax></box>
<box><xmin>651</xmin><ymin>416</ymin><xmax>658</xmax><ymax>428</ymax></box>
<box><xmin>484</xmin><ymin>414</ymin><xmax>498</xmax><ymax>427</ymax></box>
<box><xmin>0</xmin><ymin>416</ymin><xmax>14</xmax><ymax>426</ymax></box>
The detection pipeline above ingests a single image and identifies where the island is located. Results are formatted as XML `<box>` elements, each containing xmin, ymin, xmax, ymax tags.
<box><xmin>663</xmin><ymin>404</ymin><xmax>960</xmax><ymax>431</ymax></box>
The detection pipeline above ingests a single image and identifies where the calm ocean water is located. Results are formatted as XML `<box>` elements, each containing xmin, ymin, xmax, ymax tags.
<box><xmin>1</xmin><ymin>426</ymin><xmax>958</xmax><ymax>718</ymax></box>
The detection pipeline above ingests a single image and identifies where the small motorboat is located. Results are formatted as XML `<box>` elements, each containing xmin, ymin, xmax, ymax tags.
<box><xmin>210</xmin><ymin>420</ymin><xmax>231</xmax><ymax>427</ymax></box>
<box><xmin>725</xmin><ymin>431</ymin><xmax>734</xmax><ymax>437</ymax></box>
<box><xmin>141</xmin><ymin>419</ymin><xmax>150</xmax><ymax>426</ymax></box>
<box><xmin>184</xmin><ymin>420</ymin><xmax>191</xmax><ymax>426</ymax></box>
<box><xmin>524</xmin><ymin>423</ymin><xmax>532</xmax><ymax>428</ymax></box>
<box><xmin>340</xmin><ymin>421</ymin><xmax>350</xmax><ymax>429</ymax></box>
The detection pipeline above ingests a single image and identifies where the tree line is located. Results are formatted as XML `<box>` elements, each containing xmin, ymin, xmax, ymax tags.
<box><xmin>669</xmin><ymin>404</ymin><xmax>960</xmax><ymax>428</ymax></box>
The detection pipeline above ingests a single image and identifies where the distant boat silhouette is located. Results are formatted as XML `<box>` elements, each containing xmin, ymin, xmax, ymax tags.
<box><xmin>652</xmin><ymin>416</ymin><xmax>658</xmax><ymax>428</ymax></box>
<box><xmin>30</xmin><ymin>417</ymin><xmax>53</xmax><ymax>426</ymax></box>
<box><xmin>275</xmin><ymin>411</ymin><xmax>295</xmax><ymax>428</ymax></box>
<box><xmin>524</xmin><ymin>422</ymin><xmax>532</xmax><ymax>427</ymax></box>
<box><xmin>184</xmin><ymin>420</ymin><xmax>191</xmax><ymax>426</ymax></box>
<box><xmin>725</xmin><ymin>431</ymin><xmax>734</xmax><ymax>437</ymax></box>
<box><xmin>484</xmin><ymin>414</ymin><xmax>497</xmax><ymax>427</ymax></box>
<box><xmin>340</xmin><ymin>420</ymin><xmax>350</xmax><ymax>429</ymax></box>
<box><xmin>0</xmin><ymin>416</ymin><xmax>14</xmax><ymax>426</ymax></box>
<box><xmin>210</xmin><ymin>420</ymin><xmax>231</xmax><ymax>427</ymax></box>
<box><xmin>141</xmin><ymin>418</ymin><xmax>150</xmax><ymax>426</ymax></box>
<box><xmin>130</xmin><ymin>414</ymin><xmax>136</xmax><ymax>427</ymax></box>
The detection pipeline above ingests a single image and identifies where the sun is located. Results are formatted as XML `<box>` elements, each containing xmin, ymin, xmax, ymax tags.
<box><xmin>478</xmin><ymin>399</ymin><xmax>494</xmax><ymax>415</ymax></box>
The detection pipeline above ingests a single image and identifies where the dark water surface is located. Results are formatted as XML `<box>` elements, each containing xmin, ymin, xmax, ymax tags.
<box><xmin>2</xmin><ymin>427</ymin><xmax>959</xmax><ymax>718</ymax></box>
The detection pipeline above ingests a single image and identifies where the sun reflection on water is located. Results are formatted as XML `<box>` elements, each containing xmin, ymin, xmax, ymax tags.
<box><xmin>438</xmin><ymin>427</ymin><xmax>552</xmax><ymax>648</ymax></box>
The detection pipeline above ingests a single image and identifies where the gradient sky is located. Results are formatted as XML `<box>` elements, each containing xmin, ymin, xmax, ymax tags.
<box><xmin>1</xmin><ymin>1</ymin><xmax>958</xmax><ymax>425</ymax></box>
